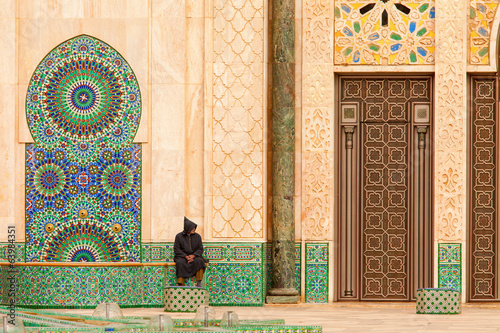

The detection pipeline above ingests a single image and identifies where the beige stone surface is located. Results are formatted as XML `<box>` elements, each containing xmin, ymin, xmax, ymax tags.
<box><xmin>0</xmin><ymin>18</ymin><xmax>15</xmax><ymax>84</ymax></box>
<box><xmin>0</xmin><ymin>0</ymin><xmax>15</xmax><ymax>18</ymax></box>
<box><xmin>206</xmin><ymin>0</ymin><xmax>266</xmax><ymax>239</ymax></box>
<box><xmin>0</xmin><ymin>10</ymin><xmax>16</xmax><ymax>241</ymax></box>
<box><xmin>0</xmin><ymin>84</ymin><xmax>16</xmax><ymax>241</ymax></box>
<box><xmin>152</xmin><ymin>17</ymin><xmax>186</xmax><ymax>84</ymax></box>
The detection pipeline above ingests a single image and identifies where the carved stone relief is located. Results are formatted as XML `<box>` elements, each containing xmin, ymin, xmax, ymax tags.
<box><xmin>302</xmin><ymin>0</ymin><xmax>335</xmax><ymax>240</ymax></box>
<box><xmin>435</xmin><ymin>0</ymin><xmax>467</xmax><ymax>241</ymax></box>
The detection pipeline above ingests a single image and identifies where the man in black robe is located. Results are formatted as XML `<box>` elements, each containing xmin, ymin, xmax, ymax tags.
<box><xmin>174</xmin><ymin>217</ymin><xmax>206</xmax><ymax>287</ymax></box>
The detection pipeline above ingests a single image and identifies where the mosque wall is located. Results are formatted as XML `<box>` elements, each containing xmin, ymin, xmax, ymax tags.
<box><xmin>0</xmin><ymin>1</ymin><xmax>16</xmax><ymax>242</ymax></box>
<box><xmin>2</xmin><ymin>0</ymin><xmax>500</xmax><ymax>305</ymax></box>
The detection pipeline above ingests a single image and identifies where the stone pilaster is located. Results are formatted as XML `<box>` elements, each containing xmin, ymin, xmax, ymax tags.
<box><xmin>434</xmin><ymin>0</ymin><xmax>467</xmax><ymax>298</ymax></box>
<box><xmin>267</xmin><ymin>0</ymin><xmax>299</xmax><ymax>304</ymax></box>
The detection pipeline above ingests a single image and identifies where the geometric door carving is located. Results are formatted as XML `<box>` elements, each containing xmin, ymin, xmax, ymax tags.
<box><xmin>338</xmin><ymin>77</ymin><xmax>433</xmax><ymax>300</ymax></box>
<box><xmin>469</xmin><ymin>76</ymin><xmax>497</xmax><ymax>300</ymax></box>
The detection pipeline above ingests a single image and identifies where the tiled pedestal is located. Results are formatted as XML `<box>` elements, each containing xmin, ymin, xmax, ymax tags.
<box><xmin>416</xmin><ymin>288</ymin><xmax>461</xmax><ymax>314</ymax></box>
<box><xmin>164</xmin><ymin>286</ymin><xmax>208</xmax><ymax>313</ymax></box>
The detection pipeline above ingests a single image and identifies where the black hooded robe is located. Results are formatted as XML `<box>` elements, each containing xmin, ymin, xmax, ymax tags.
<box><xmin>174</xmin><ymin>217</ymin><xmax>206</xmax><ymax>278</ymax></box>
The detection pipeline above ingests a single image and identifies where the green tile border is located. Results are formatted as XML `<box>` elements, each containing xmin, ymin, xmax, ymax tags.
<box><xmin>438</xmin><ymin>243</ymin><xmax>461</xmax><ymax>292</ymax></box>
<box><xmin>305</xmin><ymin>243</ymin><xmax>328</xmax><ymax>303</ymax></box>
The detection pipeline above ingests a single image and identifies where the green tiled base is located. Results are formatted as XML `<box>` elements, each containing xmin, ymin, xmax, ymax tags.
<box><xmin>164</xmin><ymin>286</ymin><xmax>208</xmax><ymax>313</ymax></box>
<box><xmin>3</xmin><ymin>242</ymin><xmax>267</xmax><ymax>308</ymax></box>
<box><xmin>416</xmin><ymin>288</ymin><xmax>461</xmax><ymax>314</ymax></box>
<box><xmin>3</xmin><ymin>266</ymin><xmax>163</xmax><ymax>308</ymax></box>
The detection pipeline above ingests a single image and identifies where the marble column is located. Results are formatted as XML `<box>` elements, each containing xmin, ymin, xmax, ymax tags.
<box><xmin>266</xmin><ymin>0</ymin><xmax>299</xmax><ymax>304</ymax></box>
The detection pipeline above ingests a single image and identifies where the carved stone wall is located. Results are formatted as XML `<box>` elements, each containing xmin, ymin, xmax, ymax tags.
<box><xmin>469</xmin><ymin>0</ymin><xmax>499</xmax><ymax>65</ymax></box>
<box><xmin>302</xmin><ymin>0</ymin><xmax>335</xmax><ymax>241</ymax></box>
<box><xmin>207</xmin><ymin>0</ymin><xmax>265</xmax><ymax>238</ymax></box>
<box><xmin>435</xmin><ymin>0</ymin><xmax>467</xmax><ymax>241</ymax></box>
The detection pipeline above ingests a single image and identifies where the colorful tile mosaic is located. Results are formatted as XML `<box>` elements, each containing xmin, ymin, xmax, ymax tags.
<box><xmin>25</xmin><ymin>144</ymin><xmax>142</xmax><ymax>262</ymax></box>
<box><xmin>5</xmin><ymin>266</ymin><xmax>162</xmax><ymax>308</ymax></box>
<box><xmin>334</xmin><ymin>0</ymin><xmax>435</xmax><ymax>64</ymax></box>
<box><xmin>206</xmin><ymin>262</ymin><xmax>264</xmax><ymax>306</ymax></box>
<box><xmin>141</xmin><ymin>243</ymin><xmax>174</xmax><ymax>262</ymax></box>
<box><xmin>295</xmin><ymin>243</ymin><xmax>301</xmax><ymax>294</ymax></box>
<box><xmin>469</xmin><ymin>0</ymin><xmax>499</xmax><ymax>64</ymax></box>
<box><xmin>265</xmin><ymin>243</ymin><xmax>271</xmax><ymax>293</ymax></box>
<box><xmin>438</xmin><ymin>243</ymin><xmax>461</xmax><ymax>292</ymax></box>
<box><xmin>25</xmin><ymin>35</ymin><xmax>142</xmax><ymax>263</ymax></box>
<box><xmin>26</xmin><ymin>35</ymin><xmax>141</xmax><ymax>147</ymax></box>
<box><xmin>163</xmin><ymin>243</ymin><xmax>265</xmax><ymax>306</ymax></box>
<box><xmin>0</xmin><ymin>266</ymin><xmax>5</xmax><ymax>303</ymax></box>
<box><xmin>0</xmin><ymin>243</ymin><xmax>25</xmax><ymax>262</ymax></box>
<box><xmin>305</xmin><ymin>243</ymin><xmax>328</xmax><ymax>303</ymax></box>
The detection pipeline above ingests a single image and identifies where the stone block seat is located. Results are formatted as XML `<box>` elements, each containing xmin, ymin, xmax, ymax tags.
<box><xmin>416</xmin><ymin>288</ymin><xmax>461</xmax><ymax>314</ymax></box>
<box><xmin>164</xmin><ymin>262</ymin><xmax>210</xmax><ymax>313</ymax></box>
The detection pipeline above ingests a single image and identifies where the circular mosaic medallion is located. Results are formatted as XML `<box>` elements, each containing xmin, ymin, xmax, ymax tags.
<box><xmin>68</xmin><ymin>195</ymin><xmax>99</xmax><ymax>220</ymax></box>
<box><xmin>26</xmin><ymin>35</ymin><xmax>141</xmax><ymax>145</ymax></box>
<box><xmin>26</xmin><ymin>148</ymin><xmax>73</xmax><ymax>206</ymax></box>
<box><xmin>30</xmin><ymin>210</ymin><xmax>62</xmax><ymax>237</ymax></box>
<box><xmin>42</xmin><ymin>220</ymin><xmax>124</xmax><ymax>262</ymax></box>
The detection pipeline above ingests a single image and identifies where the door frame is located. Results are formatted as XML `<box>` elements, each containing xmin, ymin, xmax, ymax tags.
<box><xmin>334</xmin><ymin>74</ymin><xmax>435</xmax><ymax>301</ymax></box>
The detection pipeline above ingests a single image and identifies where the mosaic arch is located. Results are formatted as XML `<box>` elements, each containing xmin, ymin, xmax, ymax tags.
<box><xmin>334</xmin><ymin>0</ymin><xmax>435</xmax><ymax>65</ymax></box>
<box><xmin>469</xmin><ymin>0</ymin><xmax>500</xmax><ymax>65</ymax></box>
<box><xmin>25</xmin><ymin>35</ymin><xmax>142</xmax><ymax>262</ymax></box>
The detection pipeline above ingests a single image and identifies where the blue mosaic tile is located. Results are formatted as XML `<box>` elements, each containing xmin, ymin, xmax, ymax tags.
<box><xmin>25</xmin><ymin>35</ymin><xmax>142</xmax><ymax>263</ymax></box>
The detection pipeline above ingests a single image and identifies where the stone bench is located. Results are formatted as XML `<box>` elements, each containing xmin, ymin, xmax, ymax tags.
<box><xmin>416</xmin><ymin>288</ymin><xmax>461</xmax><ymax>314</ymax></box>
<box><xmin>164</xmin><ymin>286</ymin><xmax>209</xmax><ymax>312</ymax></box>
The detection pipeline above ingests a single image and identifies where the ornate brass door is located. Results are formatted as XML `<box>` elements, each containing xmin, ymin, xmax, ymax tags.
<box><xmin>338</xmin><ymin>77</ymin><xmax>433</xmax><ymax>300</ymax></box>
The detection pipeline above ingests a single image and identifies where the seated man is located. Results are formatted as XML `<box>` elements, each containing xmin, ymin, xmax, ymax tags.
<box><xmin>174</xmin><ymin>217</ymin><xmax>206</xmax><ymax>287</ymax></box>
